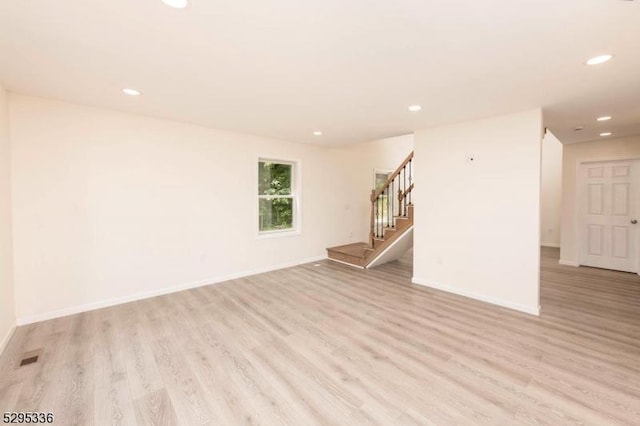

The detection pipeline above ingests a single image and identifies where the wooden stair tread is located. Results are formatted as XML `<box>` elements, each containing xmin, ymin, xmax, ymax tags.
<box><xmin>326</xmin><ymin>242</ymin><xmax>369</xmax><ymax>259</ymax></box>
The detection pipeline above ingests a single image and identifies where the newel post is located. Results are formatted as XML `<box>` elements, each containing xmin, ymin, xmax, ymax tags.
<box><xmin>369</xmin><ymin>189</ymin><xmax>376</xmax><ymax>247</ymax></box>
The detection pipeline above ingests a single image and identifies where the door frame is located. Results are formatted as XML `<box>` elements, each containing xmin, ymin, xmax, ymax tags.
<box><xmin>576</xmin><ymin>156</ymin><xmax>640</xmax><ymax>273</ymax></box>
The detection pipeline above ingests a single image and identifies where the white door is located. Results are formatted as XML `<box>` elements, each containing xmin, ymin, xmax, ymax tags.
<box><xmin>580</xmin><ymin>160</ymin><xmax>640</xmax><ymax>272</ymax></box>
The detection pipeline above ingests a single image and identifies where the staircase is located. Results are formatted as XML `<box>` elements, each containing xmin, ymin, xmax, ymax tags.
<box><xmin>327</xmin><ymin>151</ymin><xmax>414</xmax><ymax>268</ymax></box>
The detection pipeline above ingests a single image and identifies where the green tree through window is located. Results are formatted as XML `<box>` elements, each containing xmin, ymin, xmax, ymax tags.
<box><xmin>258</xmin><ymin>160</ymin><xmax>295</xmax><ymax>232</ymax></box>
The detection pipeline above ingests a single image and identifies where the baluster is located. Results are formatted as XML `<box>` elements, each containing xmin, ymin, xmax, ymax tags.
<box><xmin>379</xmin><ymin>196</ymin><xmax>383</xmax><ymax>238</ymax></box>
<box><xmin>373</xmin><ymin>197</ymin><xmax>376</xmax><ymax>239</ymax></box>
<box><xmin>380</xmin><ymin>195</ymin><xmax>384</xmax><ymax>237</ymax></box>
<box><xmin>391</xmin><ymin>178</ymin><xmax>395</xmax><ymax>227</ymax></box>
<box><xmin>369</xmin><ymin>189</ymin><xmax>376</xmax><ymax>246</ymax></box>
<box><xmin>397</xmin><ymin>175</ymin><xmax>401</xmax><ymax>218</ymax></box>
<box><xmin>386</xmin><ymin>187</ymin><xmax>390</xmax><ymax>229</ymax></box>
<box><xmin>375</xmin><ymin>196</ymin><xmax>379</xmax><ymax>238</ymax></box>
<box><xmin>408</xmin><ymin>159</ymin><xmax>412</xmax><ymax>206</ymax></box>
<box><xmin>378</xmin><ymin>196</ymin><xmax>383</xmax><ymax>238</ymax></box>
<box><xmin>379</xmin><ymin>195</ymin><xmax>383</xmax><ymax>237</ymax></box>
<box><xmin>403</xmin><ymin>165</ymin><xmax>407</xmax><ymax>216</ymax></box>
<box><xmin>382</xmin><ymin>188</ymin><xmax>386</xmax><ymax>232</ymax></box>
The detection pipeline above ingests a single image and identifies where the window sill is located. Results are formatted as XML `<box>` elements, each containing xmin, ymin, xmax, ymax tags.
<box><xmin>256</xmin><ymin>229</ymin><xmax>301</xmax><ymax>240</ymax></box>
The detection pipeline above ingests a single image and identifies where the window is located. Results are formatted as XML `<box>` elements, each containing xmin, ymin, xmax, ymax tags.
<box><xmin>258</xmin><ymin>159</ymin><xmax>298</xmax><ymax>234</ymax></box>
<box><xmin>373</xmin><ymin>169</ymin><xmax>392</xmax><ymax>224</ymax></box>
<box><xmin>373</xmin><ymin>169</ymin><xmax>392</xmax><ymax>192</ymax></box>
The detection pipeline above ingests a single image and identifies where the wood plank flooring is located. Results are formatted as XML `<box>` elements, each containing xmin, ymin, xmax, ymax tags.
<box><xmin>1</xmin><ymin>247</ymin><xmax>640</xmax><ymax>425</ymax></box>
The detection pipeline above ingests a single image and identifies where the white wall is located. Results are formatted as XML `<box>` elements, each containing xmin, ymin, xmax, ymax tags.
<box><xmin>10</xmin><ymin>95</ymin><xmax>355</xmax><ymax>323</ymax></box>
<box><xmin>332</xmin><ymin>135</ymin><xmax>414</xmax><ymax>242</ymax></box>
<box><xmin>412</xmin><ymin>109</ymin><xmax>543</xmax><ymax>315</ymax></box>
<box><xmin>0</xmin><ymin>84</ymin><xmax>16</xmax><ymax>352</ymax></box>
<box><xmin>540</xmin><ymin>131</ymin><xmax>563</xmax><ymax>247</ymax></box>
<box><xmin>560</xmin><ymin>135</ymin><xmax>640</xmax><ymax>265</ymax></box>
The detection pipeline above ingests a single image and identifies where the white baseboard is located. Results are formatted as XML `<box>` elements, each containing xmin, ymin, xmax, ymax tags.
<box><xmin>541</xmin><ymin>242</ymin><xmax>560</xmax><ymax>248</ymax></box>
<box><xmin>0</xmin><ymin>324</ymin><xmax>16</xmax><ymax>356</ymax></box>
<box><xmin>326</xmin><ymin>257</ymin><xmax>365</xmax><ymax>269</ymax></box>
<box><xmin>16</xmin><ymin>255</ymin><xmax>327</xmax><ymax>326</ymax></box>
<box><xmin>411</xmin><ymin>277</ymin><xmax>540</xmax><ymax>316</ymax></box>
<box><xmin>559</xmin><ymin>259</ymin><xmax>580</xmax><ymax>267</ymax></box>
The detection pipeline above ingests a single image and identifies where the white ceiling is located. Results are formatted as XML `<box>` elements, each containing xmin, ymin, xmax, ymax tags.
<box><xmin>1</xmin><ymin>0</ymin><xmax>639</xmax><ymax>146</ymax></box>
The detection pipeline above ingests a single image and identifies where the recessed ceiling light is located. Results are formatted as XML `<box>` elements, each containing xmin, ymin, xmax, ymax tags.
<box><xmin>162</xmin><ymin>0</ymin><xmax>188</xmax><ymax>8</ymax></box>
<box><xmin>586</xmin><ymin>54</ymin><xmax>614</xmax><ymax>65</ymax></box>
<box><xmin>122</xmin><ymin>88</ymin><xmax>141</xmax><ymax>96</ymax></box>
<box><xmin>597</xmin><ymin>116</ymin><xmax>612</xmax><ymax>121</ymax></box>
<box><xmin>600</xmin><ymin>132</ymin><xmax>613</xmax><ymax>137</ymax></box>
<box><xmin>574</xmin><ymin>125</ymin><xmax>585</xmax><ymax>131</ymax></box>
<box><xmin>313</xmin><ymin>131</ymin><xmax>322</xmax><ymax>136</ymax></box>
<box><xmin>408</xmin><ymin>105</ymin><xmax>422</xmax><ymax>112</ymax></box>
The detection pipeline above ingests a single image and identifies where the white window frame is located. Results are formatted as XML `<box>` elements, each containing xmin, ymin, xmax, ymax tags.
<box><xmin>257</xmin><ymin>157</ymin><xmax>302</xmax><ymax>239</ymax></box>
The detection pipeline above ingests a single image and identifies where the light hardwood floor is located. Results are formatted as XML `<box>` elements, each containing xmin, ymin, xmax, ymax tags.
<box><xmin>1</xmin><ymin>247</ymin><xmax>640</xmax><ymax>425</ymax></box>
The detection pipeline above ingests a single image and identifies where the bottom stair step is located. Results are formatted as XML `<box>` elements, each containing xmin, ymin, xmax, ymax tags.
<box><xmin>326</xmin><ymin>242</ymin><xmax>369</xmax><ymax>267</ymax></box>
